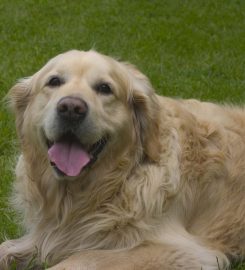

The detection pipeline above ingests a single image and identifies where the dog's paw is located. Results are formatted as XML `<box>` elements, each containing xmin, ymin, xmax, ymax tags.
<box><xmin>0</xmin><ymin>241</ymin><xmax>18</xmax><ymax>269</ymax></box>
<box><xmin>0</xmin><ymin>253</ymin><xmax>14</xmax><ymax>270</ymax></box>
<box><xmin>0</xmin><ymin>244</ymin><xmax>7</xmax><ymax>259</ymax></box>
<box><xmin>0</xmin><ymin>241</ymin><xmax>10</xmax><ymax>261</ymax></box>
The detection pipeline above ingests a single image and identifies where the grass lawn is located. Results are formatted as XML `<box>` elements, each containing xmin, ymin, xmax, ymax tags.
<box><xmin>0</xmin><ymin>0</ymin><xmax>244</xmax><ymax>269</ymax></box>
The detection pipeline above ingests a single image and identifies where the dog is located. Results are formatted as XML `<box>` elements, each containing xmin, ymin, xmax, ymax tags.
<box><xmin>0</xmin><ymin>50</ymin><xmax>244</xmax><ymax>270</ymax></box>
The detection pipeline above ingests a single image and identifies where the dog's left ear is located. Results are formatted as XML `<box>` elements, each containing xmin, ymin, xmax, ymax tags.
<box><xmin>125</xmin><ymin>63</ymin><xmax>161</xmax><ymax>162</ymax></box>
<box><xmin>7</xmin><ymin>77</ymin><xmax>32</xmax><ymax>137</ymax></box>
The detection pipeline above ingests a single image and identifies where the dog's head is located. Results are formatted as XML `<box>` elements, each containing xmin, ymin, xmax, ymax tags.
<box><xmin>9</xmin><ymin>50</ymin><xmax>160</xmax><ymax>180</ymax></box>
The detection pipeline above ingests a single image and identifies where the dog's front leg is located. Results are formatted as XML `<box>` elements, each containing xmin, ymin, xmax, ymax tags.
<box><xmin>47</xmin><ymin>243</ymin><xmax>203</xmax><ymax>270</ymax></box>
<box><xmin>0</xmin><ymin>237</ymin><xmax>36</xmax><ymax>270</ymax></box>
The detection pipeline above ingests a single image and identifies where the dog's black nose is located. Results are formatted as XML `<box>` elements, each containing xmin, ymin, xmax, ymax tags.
<box><xmin>57</xmin><ymin>96</ymin><xmax>88</xmax><ymax>121</ymax></box>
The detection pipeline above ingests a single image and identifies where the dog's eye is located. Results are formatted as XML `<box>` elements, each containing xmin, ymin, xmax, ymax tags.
<box><xmin>47</xmin><ymin>76</ymin><xmax>63</xmax><ymax>87</ymax></box>
<box><xmin>95</xmin><ymin>83</ymin><xmax>113</xmax><ymax>95</ymax></box>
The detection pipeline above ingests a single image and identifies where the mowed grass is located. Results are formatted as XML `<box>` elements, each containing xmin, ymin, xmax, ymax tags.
<box><xmin>0</xmin><ymin>0</ymin><xmax>245</xmax><ymax>269</ymax></box>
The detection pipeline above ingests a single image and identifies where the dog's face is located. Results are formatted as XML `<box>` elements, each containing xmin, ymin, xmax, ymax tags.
<box><xmin>9</xmin><ymin>50</ymin><xmax>159</xmax><ymax>180</ymax></box>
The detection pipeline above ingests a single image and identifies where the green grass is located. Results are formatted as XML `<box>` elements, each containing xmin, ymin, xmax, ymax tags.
<box><xmin>0</xmin><ymin>0</ymin><xmax>244</xmax><ymax>269</ymax></box>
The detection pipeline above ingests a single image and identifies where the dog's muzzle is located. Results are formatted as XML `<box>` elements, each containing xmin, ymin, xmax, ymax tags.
<box><xmin>45</xmin><ymin>96</ymin><xmax>108</xmax><ymax>178</ymax></box>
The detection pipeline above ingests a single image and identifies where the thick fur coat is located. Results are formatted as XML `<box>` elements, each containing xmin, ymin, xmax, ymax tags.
<box><xmin>0</xmin><ymin>50</ymin><xmax>244</xmax><ymax>270</ymax></box>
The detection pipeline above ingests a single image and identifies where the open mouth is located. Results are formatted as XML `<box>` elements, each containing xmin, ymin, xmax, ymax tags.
<box><xmin>46</xmin><ymin>133</ymin><xmax>108</xmax><ymax>177</ymax></box>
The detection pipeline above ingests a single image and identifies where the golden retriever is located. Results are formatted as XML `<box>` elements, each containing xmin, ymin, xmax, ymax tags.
<box><xmin>0</xmin><ymin>50</ymin><xmax>245</xmax><ymax>270</ymax></box>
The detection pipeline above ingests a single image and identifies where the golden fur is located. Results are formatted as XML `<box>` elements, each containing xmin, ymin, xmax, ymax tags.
<box><xmin>0</xmin><ymin>50</ymin><xmax>245</xmax><ymax>269</ymax></box>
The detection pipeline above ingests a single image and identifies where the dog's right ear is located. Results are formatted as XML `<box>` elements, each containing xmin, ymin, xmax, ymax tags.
<box><xmin>8</xmin><ymin>77</ymin><xmax>32</xmax><ymax>132</ymax></box>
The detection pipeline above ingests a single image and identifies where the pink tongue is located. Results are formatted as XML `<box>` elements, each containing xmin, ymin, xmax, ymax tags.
<box><xmin>48</xmin><ymin>141</ymin><xmax>91</xmax><ymax>177</ymax></box>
